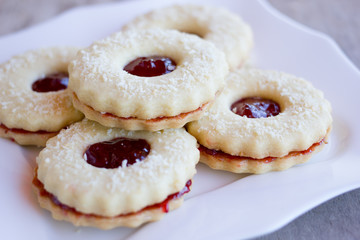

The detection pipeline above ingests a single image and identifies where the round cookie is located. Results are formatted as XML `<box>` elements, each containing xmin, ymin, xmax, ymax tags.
<box><xmin>187</xmin><ymin>68</ymin><xmax>332</xmax><ymax>174</ymax></box>
<box><xmin>0</xmin><ymin>47</ymin><xmax>84</xmax><ymax>146</ymax></box>
<box><xmin>123</xmin><ymin>4</ymin><xmax>253</xmax><ymax>70</ymax></box>
<box><xmin>33</xmin><ymin>119</ymin><xmax>199</xmax><ymax>229</ymax></box>
<box><xmin>68</xmin><ymin>28</ymin><xmax>228</xmax><ymax>131</ymax></box>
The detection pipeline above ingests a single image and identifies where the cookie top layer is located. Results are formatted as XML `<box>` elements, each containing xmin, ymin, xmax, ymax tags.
<box><xmin>187</xmin><ymin>68</ymin><xmax>332</xmax><ymax>159</ymax></box>
<box><xmin>0</xmin><ymin>47</ymin><xmax>84</xmax><ymax>132</ymax></box>
<box><xmin>37</xmin><ymin>119</ymin><xmax>199</xmax><ymax>217</ymax></box>
<box><xmin>68</xmin><ymin>28</ymin><xmax>228</xmax><ymax>120</ymax></box>
<box><xmin>123</xmin><ymin>4</ymin><xmax>253</xmax><ymax>70</ymax></box>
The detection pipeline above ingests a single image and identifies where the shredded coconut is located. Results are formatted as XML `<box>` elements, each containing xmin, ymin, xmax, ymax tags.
<box><xmin>123</xmin><ymin>4</ymin><xmax>253</xmax><ymax>70</ymax></box>
<box><xmin>0</xmin><ymin>47</ymin><xmax>84</xmax><ymax>133</ymax></box>
<box><xmin>68</xmin><ymin>28</ymin><xmax>228</xmax><ymax>119</ymax></box>
<box><xmin>187</xmin><ymin>68</ymin><xmax>332</xmax><ymax>159</ymax></box>
<box><xmin>36</xmin><ymin>119</ymin><xmax>199</xmax><ymax>217</ymax></box>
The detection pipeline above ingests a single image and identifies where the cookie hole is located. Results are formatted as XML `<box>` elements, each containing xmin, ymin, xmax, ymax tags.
<box><xmin>177</xmin><ymin>26</ymin><xmax>207</xmax><ymax>38</ymax></box>
<box><xmin>123</xmin><ymin>56</ymin><xmax>176</xmax><ymax>77</ymax></box>
<box><xmin>31</xmin><ymin>72</ymin><xmax>69</xmax><ymax>93</ymax></box>
<box><xmin>183</xmin><ymin>31</ymin><xmax>203</xmax><ymax>38</ymax></box>
<box><xmin>230</xmin><ymin>97</ymin><xmax>281</xmax><ymax>118</ymax></box>
<box><xmin>84</xmin><ymin>137</ymin><xmax>151</xmax><ymax>169</ymax></box>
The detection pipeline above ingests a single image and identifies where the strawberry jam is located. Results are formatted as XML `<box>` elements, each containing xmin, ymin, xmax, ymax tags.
<box><xmin>124</xmin><ymin>56</ymin><xmax>176</xmax><ymax>77</ymax></box>
<box><xmin>199</xmin><ymin>138</ymin><xmax>325</xmax><ymax>163</ymax></box>
<box><xmin>199</xmin><ymin>145</ymin><xmax>276</xmax><ymax>163</ymax></box>
<box><xmin>84</xmin><ymin>137</ymin><xmax>150</xmax><ymax>169</ymax></box>
<box><xmin>144</xmin><ymin>180</ymin><xmax>192</xmax><ymax>213</ymax></box>
<box><xmin>0</xmin><ymin>123</ymin><xmax>55</xmax><ymax>134</ymax></box>
<box><xmin>33</xmin><ymin>174</ymin><xmax>192</xmax><ymax>216</ymax></box>
<box><xmin>231</xmin><ymin>97</ymin><xmax>280</xmax><ymax>118</ymax></box>
<box><xmin>32</xmin><ymin>72</ymin><xmax>69</xmax><ymax>92</ymax></box>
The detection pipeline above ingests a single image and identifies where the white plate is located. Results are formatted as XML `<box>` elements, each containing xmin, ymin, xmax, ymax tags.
<box><xmin>1</xmin><ymin>0</ymin><xmax>359</xmax><ymax>239</ymax></box>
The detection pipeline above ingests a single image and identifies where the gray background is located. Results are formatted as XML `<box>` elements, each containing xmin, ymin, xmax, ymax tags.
<box><xmin>0</xmin><ymin>0</ymin><xmax>359</xmax><ymax>239</ymax></box>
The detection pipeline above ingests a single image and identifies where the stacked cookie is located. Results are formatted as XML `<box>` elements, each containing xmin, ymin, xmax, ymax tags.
<box><xmin>34</xmin><ymin>25</ymin><xmax>229</xmax><ymax>228</ymax></box>
<box><xmin>0</xmin><ymin>4</ymin><xmax>332</xmax><ymax>230</ymax></box>
<box><xmin>187</xmin><ymin>69</ymin><xmax>332</xmax><ymax>174</ymax></box>
<box><xmin>0</xmin><ymin>47</ymin><xmax>84</xmax><ymax>146</ymax></box>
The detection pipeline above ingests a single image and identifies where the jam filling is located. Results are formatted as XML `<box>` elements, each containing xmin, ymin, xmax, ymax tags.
<box><xmin>123</xmin><ymin>56</ymin><xmax>176</xmax><ymax>77</ymax></box>
<box><xmin>199</xmin><ymin>139</ymin><xmax>325</xmax><ymax>163</ymax></box>
<box><xmin>32</xmin><ymin>72</ymin><xmax>69</xmax><ymax>92</ymax></box>
<box><xmin>73</xmin><ymin>92</ymin><xmax>209</xmax><ymax>122</ymax></box>
<box><xmin>102</xmin><ymin>103</ymin><xmax>207</xmax><ymax>122</ymax></box>
<box><xmin>0</xmin><ymin>123</ymin><xmax>55</xmax><ymax>135</ymax></box>
<box><xmin>84</xmin><ymin>137</ymin><xmax>150</xmax><ymax>169</ymax></box>
<box><xmin>231</xmin><ymin>97</ymin><xmax>280</xmax><ymax>118</ymax></box>
<box><xmin>33</xmin><ymin>175</ymin><xmax>192</xmax><ymax>216</ymax></box>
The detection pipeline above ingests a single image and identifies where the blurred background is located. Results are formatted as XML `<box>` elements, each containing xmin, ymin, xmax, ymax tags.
<box><xmin>0</xmin><ymin>0</ymin><xmax>359</xmax><ymax>67</ymax></box>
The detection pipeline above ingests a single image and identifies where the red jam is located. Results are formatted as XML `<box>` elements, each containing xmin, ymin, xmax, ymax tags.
<box><xmin>199</xmin><ymin>145</ymin><xmax>275</xmax><ymax>163</ymax></box>
<box><xmin>199</xmin><ymin>139</ymin><xmax>325</xmax><ymax>163</ymax></box>
<box><xmin>231</xmin><ymin>97</ymin><xmax>280</xmax><ymax>118</ymax></box>
<box><xmin>145</xmin><ymin>180</ymin><xmax>192</xmax><ymax>213</ymax></box>
<box><xmin>102</xmin><ymin>102</ymin><xmax>208</xmax><ymax>122</ymax></box>
<box><xmin>123</xmin><ymin>56</ymin><xmax>176</xmax><ymax>77</ymax></box>
<box><xmin>84</xmin><ymin>137</ymin><xmax>150</xmax><ymax>169</ymax></box>
<box><xmin>33</xmin><ymin>175</ymin><xmax>192</xmax><ymax>216</ymax></box>
<box><xmin>32</xmin><ymin>72</ymin><xmax>69</xmax><ymax>92</ymax></box>
<box><xmin>0</xmin><ymin>123</ymin><xmax>54</xmax><ymax>134</ymax></box>
<box><xmin>73</xmin><ymin>92</ymin><xmax>210</xmax><ymax>123</ymax></box>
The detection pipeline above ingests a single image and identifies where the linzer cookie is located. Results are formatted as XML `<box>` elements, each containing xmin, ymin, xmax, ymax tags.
<box><xmin>187</xmin><ymin>68</ymin><xmax>332</xmax><ymax>174</ymax></box>
<box><xmin>33</xmin><ymin>119</ymin><xmax>199</xmax><ymax>229</ymax></box>
<box><xmin>123</xmin><ymin>4</ymin><xmax>253</xmax><ymax>70</ymax></box>
<box><xmin>0</xmin><ymin>47</ymin><xmax>84</xmax><ymax>146</ymax></box>
<box><xmin>68</xmin><ymin>28</ymin><xmax>228</xmax><ymax>131</ymax></box>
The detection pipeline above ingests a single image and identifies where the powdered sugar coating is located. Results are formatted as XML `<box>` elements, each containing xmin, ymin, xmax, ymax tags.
<box><xmin>123</xmin><ymin>4</ymin><xmax>253</xmax><ymax>70</ymax></box>
<box><xmin>187</xmin><ymin>68</ymin><xmax>332</xmax><ymax>159</ymax></box>
<box><xmin>36</xmin><ymin>119</ymin><xmax>199</xmax><ymax>217</ymax></box>
<box><xmin>68</xmin><ymin>29</ymin><xmax>228</xmax><ymax>120</ymax></box>
<box><xmin>0</xmin><ymin>47</ymin><xmax>84</xmax><ymax>133</ymax></box>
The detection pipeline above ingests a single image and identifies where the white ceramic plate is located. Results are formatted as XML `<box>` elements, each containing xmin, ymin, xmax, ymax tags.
<box><xmin>1</xmin><ymin>0</ymin><xmax>359</xmax><ymax>239</ymax></box>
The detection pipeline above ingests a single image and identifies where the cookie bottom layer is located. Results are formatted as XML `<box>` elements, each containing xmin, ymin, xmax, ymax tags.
<box><xmin>33</xmin><ymin>175</ymin><xmax>188</xmax><ymax>229</ymax></box>
<box><xmin>72</xmin><ymin>92</ymin><xmax>212</xmax><ymax>131</ymax></box>
<box><xmin>0</xmin><ymin>124</ymin><xmax>57</xmax><ymax>147</ymax></box>
<box><xmin>199</xmin><ymin>135</ymin><xmax>329</xmax><ymax>174</ymax></box>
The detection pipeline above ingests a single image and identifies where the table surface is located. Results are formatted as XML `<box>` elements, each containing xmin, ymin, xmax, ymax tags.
<box><xmin>0</xmin><ymin>0</ymin><xmax>359</xmax><ymax>239</ymax></box>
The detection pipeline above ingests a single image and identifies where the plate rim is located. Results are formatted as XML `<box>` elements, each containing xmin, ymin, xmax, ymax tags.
<box><xmin>1</xmin><ymin>0</ymin><xmax>360</xmax><ymax>239</ymax></box>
